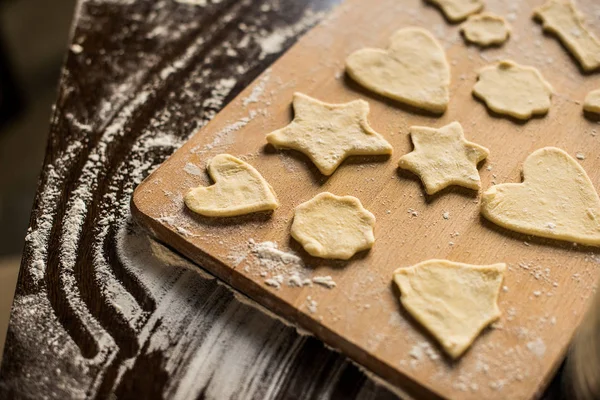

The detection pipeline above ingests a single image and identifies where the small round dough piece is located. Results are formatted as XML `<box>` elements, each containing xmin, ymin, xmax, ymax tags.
<box><xmin>291</xmin><ymin>192</ymin><xmax>375</xmax><ymax>260</ymax></box>
<box><xmin>461</xmin><ymin>13</ymin><xmax>511</xmax><ymax>47</ymax></box>
<box><xmin>473</xmin><ymin>60</ymin><xmax>553</xmax><ymax>120</ymax></box>
<box><xmin>584</xmin><ymin>89</ymin><xmax>600</xmax><ymax>114</ymax></box>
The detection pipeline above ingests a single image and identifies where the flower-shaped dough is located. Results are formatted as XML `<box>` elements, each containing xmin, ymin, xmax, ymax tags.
<box><xmin>473</xmin><ymin>60</ymin><xmax>553</xmax><ymax>120</ymax></box>
<box><xmin>291</xmin><ymin>192</ymin><xmax>375</xmax><ymax>260</ymax></box>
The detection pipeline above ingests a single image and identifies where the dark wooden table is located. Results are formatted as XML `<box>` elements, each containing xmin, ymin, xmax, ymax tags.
<box><xmin>0</xmin><ymin>0</ymin><xmax>567</xmax><ymax>398</ymax></box>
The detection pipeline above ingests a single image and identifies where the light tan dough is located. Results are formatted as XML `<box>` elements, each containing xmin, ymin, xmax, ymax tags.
<box><xmin>473</xmin><ymin>60</ymin><xmax>553</xmax><ymax>120</ymax></box>
<box><xmin>266</xmin><ymin>93</ymin><xmax>392</xmax><ymax>176</ymax></box>
<box><xmin>460</xmin><ymin>13</ymin><xmax>511</xmax><ymax>47</ymax></box>
<box><xmin>184</xmin><ymin>154</ymin><xmax>279</xmax><ymax>217</ymax></box>
<box><xmin>534</xmin><ymin>0</ymin><xmax>600</xmax><ymax>72</ymax></box>
<box><xmin>398</xmin><ymin>122</ymin><xmax>489</xmax><ymax>195</ymax></box>
<box><xmin>393</xmin><ymin>260</ymin><xmax>505</xmax><ymax>359</ymax></box>
<box><xmin>584</xmin><ymin>89</ymin><xmax>600</xmax><ymax>114</ymax></box>
<box><xmin>291</xmin><ymin>192</ymin><xmax>375</xmax><ymax>260</ymax></box>
<box><xmin>427</xmin><ymin>0</ymin><xmax>483</xmax><ymax>22</ymax></box>
<box><xmin>345</xmin><ymin>27</ymin><xmax>450</xmax><ymax>114</ymax></box>
<box><xmin>481</xmin><ymin>147</ymin><xmax>600</xmax><ymax>245</ymax></box>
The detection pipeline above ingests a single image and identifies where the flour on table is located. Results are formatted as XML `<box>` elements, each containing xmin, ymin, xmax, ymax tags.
<box><xmin>584</xmin><ymin>89</ymin><xmax>600</xmax><ymax>114</ymax></box>
<box><xmin>183</xmin><ymin>162</ymin><xmax>203</xmax><ymax>176</ymax></box>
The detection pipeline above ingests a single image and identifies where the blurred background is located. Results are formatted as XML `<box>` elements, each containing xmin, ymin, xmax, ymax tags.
<box><xmin>0</xmin><ymin>0</ymin><xmax>76</xmax><ymax>361</ymax></box>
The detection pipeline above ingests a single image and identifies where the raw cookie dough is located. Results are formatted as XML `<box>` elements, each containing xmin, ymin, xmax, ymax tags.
<box><xmin>291</xmin><ymin>192</ymin><xmax>375</xmax><ymax>260</ymax></box>
<box><xmin>460</xmin><ymin>13</ymin><xmax>511</xmax><ymax>47</ymax></box>
<box><xmin>534</xmin><ymin>0</ymin><xmax>600</xmax><ymax>72</ymax></box>
<box><xmin>481</xmin><ymin>147</ymin><xmax>600</xmax><ymax>245</ymax></box>
<box><xmin>427</xmin><ymin>0</ymin><xmax>483</xmax><ymax>22</ymax></box>
<box><xmin>584</xmin><ymin>89</ymin><xmax>600</xmax><ymax>114</ymax></box>
<box><xmin>345</xmin><ymin>27</ymin><xmax>450</xmax><ymax>114</ymax></box>
<box><xmin>393</xmin><ymin>260</ymin><xmax>505</xmax><ymax>359</ymax></box>
<box><xmin>473</xmin><ymin>60</ymin><xmax>553</xmax><ymax>120</ymax></box>
<box><xmin>398</xmin><ymin>122</ymin><xmax>489</xmax><ymax>195</ymax></box>
<box><xmin>266</xmin><ymin>93</ymin><xmax>393</xmax><ymax>176</ymax></box>
<box><xmin>184</xmin><ymin>154</ymin><xmax>279</xmax><ymax>217</ymax></box>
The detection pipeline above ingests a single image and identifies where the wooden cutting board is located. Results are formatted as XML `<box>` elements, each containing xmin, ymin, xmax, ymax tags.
<box><xmin>132</xmin><ymin>0</ymin><xmax>600</xmax><ymax>398</ymax></box>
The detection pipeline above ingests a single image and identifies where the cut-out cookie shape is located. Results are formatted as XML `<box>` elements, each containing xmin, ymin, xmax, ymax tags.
<box><xmin>534</xmin><ymin>0</ymin><xmax>600</xmax><ymax>72</ymax></box>
<box><xmin>473</xmin><ymin>60</ymin><xmax>553</xmax><ymax>120</ymax></box>
<box><xmin>291</xmin><ymin>192</ymin><xmax>375</xmax><ymax>260</ymax></box>
<box><xmin>184</xmin><ymin>154</ymin><xmax>279</xmax><ymax>217</ymax></box>
<box><xmin>427</xmin><ymin>0</ymin><xmax>483</xmax><ymax>22</ymax></box>
<box><xmin>481</xmin><ymin>147</ymin><xmax>600</xmax><ymax>245</ymax></box>
<box><xmin>345</xmin><ymin>28</ymin><xmax>450</xmax><ymax>114</ymax></box>
<box><xmin>266</xmin><ymin>93</ymin><xmax>393</xmax><ymax>176</ymax></box>
<box><xmin>584</xmin><ymin>89</ymin><xmax>600</xmax><ymax>114</ymax></box>
<box><xmin>393</xmin><ymin>260</ymin><xmax>505</xmax><ymax>359</ymax></box>
<box><xmin>460</xmin><ymin>13</ymin><xmax>511</xmax><ymax>47</ymax></box>
<box><xmin>398</xmin><ymin>122</ymin><xmax>489</xmax><ymax>195</ymax></box>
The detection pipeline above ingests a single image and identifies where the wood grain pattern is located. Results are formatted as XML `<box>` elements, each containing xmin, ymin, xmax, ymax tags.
<box><xmin>131</xmin><ymin>0</ymin><xmax>600</xmax><ymax>399</ymax></box>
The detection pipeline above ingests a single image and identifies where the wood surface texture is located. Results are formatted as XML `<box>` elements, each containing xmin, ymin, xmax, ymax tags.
<box><xmin>132</xmin><ymin>0</ymin><xmax>600</xmax><ymax>399</ymax></box>
<box><xmin>0</xmin><ymin>0</ymin><xmax>596</xmax><ymax>399</ymax></box>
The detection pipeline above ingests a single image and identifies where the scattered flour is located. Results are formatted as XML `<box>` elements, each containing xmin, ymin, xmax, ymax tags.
<box><xmin>526</xmin><ymin>338</ymin><xmax>546</xmax><ymax>358</ymax></box>
<box><xmin>312</xmin><ymin>276</ymin><xmax>336</xmax><ymax>289</ymax></box>
<box><xmin>183</xmin><ymin>162</ymin><xmax>203</xmax><ymax>176</ymax></box>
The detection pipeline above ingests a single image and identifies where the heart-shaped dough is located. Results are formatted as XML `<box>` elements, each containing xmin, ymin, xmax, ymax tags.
<box><xmin>184</xmin><ymin>154</ymin><xmax>279</xmax><ymax>217</ymax></box>
<box><xmin>481</xmin><ymin>147</ymin><xmax>600</xmax><ymax>245</ymax></box>
<box><xmin>345</xmin><ymin>27</ymin><xmax>450</xmax><ymax>114</ymax></box>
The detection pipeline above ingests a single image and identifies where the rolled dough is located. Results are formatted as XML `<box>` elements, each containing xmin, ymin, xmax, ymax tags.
<box><xmin>266</xmin><ymin>93</ymin><xmax>392</xmax><ymax>176</ymax></box>
<box><xmin>345</xmin><ymin>27</ymin><xmax>450</xmax><ymax>114</ymax></box>
<box><xmin>584</xmin><ymin>89</ymin><xmax>600</xmax><ymax>114</ymax></box>
<box><xmin>473</xmin><ymin>60</ymin><xmax>553</xmax><ymax>120</ymax></box>
<box><xmin>460</xmin><ymin>13</ymin><xmax>511</xmax><ymax>47</ymax></box>
<box><xmin>184</xmin><ymin>154</ymin><xmax>279</xmax><ymax>217</ymax></box>
<box><xmin>534</xmin><ymin>0</ymin><xmax>600</xmax><ymax>72</ymax></box>
<box><xmin>291</xmin><ymin>192</ymin><xmax>375</xmax><ymax>260</ymax></box>
<box><xmin>398</xmin><ymin>121</ymin><xmax>489</xmax><ymax>195</ymax></box>
<box><xmin>427</xmin><ymin>0</ymin><xmax>483</xmax><ymax>22</ymax></box>
<box><xmin>481</xmin><ymin>147</ymin><xmax>600</xmax><ymax>246</ymax></box>
<box><xmin>393</xmin><ymin>260</ymin><xmax>505</xmax><ymax>359</ymax></box>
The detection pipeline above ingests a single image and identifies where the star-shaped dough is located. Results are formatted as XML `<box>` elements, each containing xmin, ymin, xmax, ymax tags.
<box><xmin>266</xmin><ymin>93</ymin><xmax>393</xmax><ymax>176</ymax></box>
<box><xmin>398</xmin><ymin>122</ymin><xmax>489</xmax><ymax>195</ymax></box>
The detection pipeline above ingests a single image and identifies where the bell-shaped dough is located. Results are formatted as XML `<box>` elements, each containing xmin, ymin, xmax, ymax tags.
<box><xmin>393</xmin><ymin>260</ymin><xmax>505</xmax><ymax>359</ymax></box>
